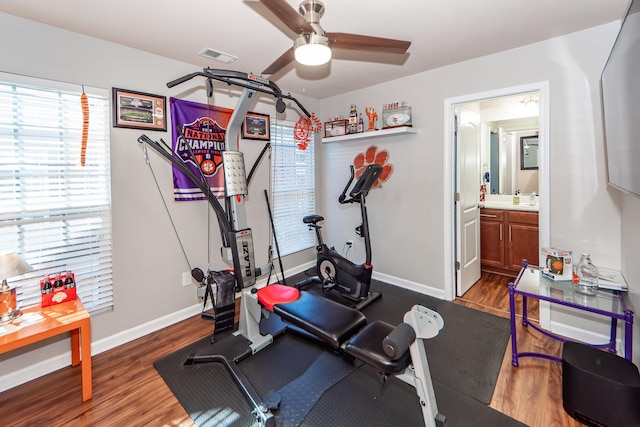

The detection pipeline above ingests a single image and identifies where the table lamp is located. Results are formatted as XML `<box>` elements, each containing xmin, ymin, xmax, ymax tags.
<box><xmin>0</xmin><ymin>252</ymin><xmax>33</xmax><ymax>323</ymax></box>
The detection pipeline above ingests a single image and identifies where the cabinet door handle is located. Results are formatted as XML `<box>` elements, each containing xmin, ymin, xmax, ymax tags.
<box><xmin>500</xmin><ymin>224</ymin><xmax>503</xmax><ymax>241</ymax></box>
<box><xmin>509</xmin><ymin>225</ymin><xmax>512</xmax><ymax>241</ymax></box>
<box><xmin>481</xmin><ymin>214</ymin><xmax>497</xmax><ymax>218</ymax></box>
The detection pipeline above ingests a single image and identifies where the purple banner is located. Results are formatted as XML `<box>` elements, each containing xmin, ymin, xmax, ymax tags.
<box><xmin>170</xmin><ymin>98</ymin><xmax>233</xmax><ymax>200</ymax></box>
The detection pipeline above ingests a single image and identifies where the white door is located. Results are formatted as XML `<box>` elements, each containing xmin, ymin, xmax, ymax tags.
<box><xmin>455</xmin><ymin>105</ymin><xmax>481</xmax><ymax>296</ymax></box>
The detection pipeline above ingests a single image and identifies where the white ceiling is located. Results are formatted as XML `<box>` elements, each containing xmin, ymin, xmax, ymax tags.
<box><xmin>0</xmin><ymin>0</ymin><xmax>629</xmax><ymax>98</ymax></box>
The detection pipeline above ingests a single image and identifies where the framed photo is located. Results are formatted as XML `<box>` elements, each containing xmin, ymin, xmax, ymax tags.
<box><xmin>520</xmin><ymin>135</ymin><xmax>539</xmax><ymax>170</ymax></box>
<box><xmin>112</xmin><ymin>88</ymin><xmax>166</xmax><ymax>131</ymax></box>
<box><xmin>242</xmin><ymin>112</ymin><xmax>270</xmax><ymax>140</ymax></box>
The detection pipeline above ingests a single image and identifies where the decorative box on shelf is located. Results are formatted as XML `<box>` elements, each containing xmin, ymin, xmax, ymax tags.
<box><xmin>41</xmin><ymin>271</ymin><xmax>77</xmax><ymax>307</ymax></box>
<box><xmin>324</xmin><ymin>119</ymin><xmax>347</xmax><ymax>138</ymax></box>
<box><xmin>540</xmin><ymin>247</ymin><xmax>573</xmax><ymax>281</ymax></box>
<box><xmin>382</xmin><ymin>105</ymin><xmax>412</xmax><ymax>129</ymax></box>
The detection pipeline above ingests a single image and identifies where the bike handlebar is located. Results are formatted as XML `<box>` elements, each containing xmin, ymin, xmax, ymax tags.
<box><xmin>339</xmin><ymin>165</ymin><xmax>356</xmax><ymax>204</ymax></box>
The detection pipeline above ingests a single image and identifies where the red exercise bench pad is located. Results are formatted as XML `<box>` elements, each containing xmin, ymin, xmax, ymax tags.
<box><xmin>257</xmin><ymin>284</ymin><xmax>300</xmax><ymax>311</ymax></box>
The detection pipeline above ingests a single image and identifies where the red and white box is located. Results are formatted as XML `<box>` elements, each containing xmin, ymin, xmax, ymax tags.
<box><xmin>41</xmin><ymin>271</ymin><xmax>77</xmax><ymax>307</ymax></box>
<box><xmin>540</xmin><ymin>247</ymin><xmax>573</xmax><ymax>281</ymax></box>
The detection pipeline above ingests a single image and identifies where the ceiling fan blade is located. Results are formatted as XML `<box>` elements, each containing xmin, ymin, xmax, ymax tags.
<box><xmin>326</xmin><ymin>32</ymin><xmax>411</xmax><ymax>54</ymax></box>
<box><xmin>262</xmin><ymin>47</ymin><xmax>296</xmax><ymax>75</ymax></box>
<box><xmin>260</xmin><ymin>0</ymin><xmax>314</xmax><ymax>34</ymax></box>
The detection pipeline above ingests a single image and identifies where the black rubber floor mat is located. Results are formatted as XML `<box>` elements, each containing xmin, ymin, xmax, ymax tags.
<box><xmin>359</xmin><ymin>279</ymin><xmax>511</xmax><ymax>404</ymax></box>
<box><xmin>273</xmin><ymin>351</ymin><xmax>358</xmax><ymax>426</ymax></box>
<box><xmin>304</xmin><ymin>363</ymin><xmax>527</xmax><ymax>427</ymax></box>
<box><xmin>155</xmin><ymin>279</ymin><xmax>515</xmax><ymax>425</ymax></box>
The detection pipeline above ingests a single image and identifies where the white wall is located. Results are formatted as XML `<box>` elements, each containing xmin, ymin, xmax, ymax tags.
<box><xmin>621</xmin><ymin>195</ymin><xmax>640</xmax><ymax>364</ymax></box>
<box><xmin>319</xmin><ymin>22</ymin><xmax>638</xmax><ymax>365</ymax></box>
<box><xmin>0</xmin><ymin>12</ymin><xmax>318</xmax><ymax>389</ymax></box>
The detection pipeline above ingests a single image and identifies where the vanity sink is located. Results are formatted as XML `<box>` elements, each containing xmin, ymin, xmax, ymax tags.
<box><xmin>482</xmin><ymin>201</ymin><xmax>538</xmax><ymax>212</ymax></box>
<box><xmin>482</xmin><ymin>195</ymin><xmax>539</xmax><ymax>212</ymax></box>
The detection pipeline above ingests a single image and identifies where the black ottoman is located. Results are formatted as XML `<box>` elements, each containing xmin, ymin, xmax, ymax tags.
<box><xmin>562</xmin><ymin>341</ymin><xmax>640</xmax><ymax>427</ymax></box>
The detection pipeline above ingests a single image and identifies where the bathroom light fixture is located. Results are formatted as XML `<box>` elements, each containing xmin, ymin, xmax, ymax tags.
<box><xmin>520</xmin><ymin>94</ymin><xmax>539</xmax><ymax>108</ymax></box>
<box><xmin>294</xmin><ymin>33</ymin><xmax>332</xmax><ymax>66</ymax></box>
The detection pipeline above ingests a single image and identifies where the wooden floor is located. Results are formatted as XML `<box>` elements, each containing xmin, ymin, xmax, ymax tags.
<box><xmin>456</xmin><ymin>273</ymin><xmax>581</xmax><ymax>427</ymax></box>
<box><xmin>0</xmin><ymin>273</ymin><xmax>582</xmax><ymax>427</ymax></box>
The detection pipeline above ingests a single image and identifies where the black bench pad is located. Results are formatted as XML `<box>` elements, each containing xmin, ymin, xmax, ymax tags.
<box><xmin>345</xmin><ymin>320</ymin><xmax>412</xmax><ymax>375</ymax></box>
<box><xmin>273</xmin><ymin>291</ymin><xmax>367</xmax><ymax>349</ymax></box>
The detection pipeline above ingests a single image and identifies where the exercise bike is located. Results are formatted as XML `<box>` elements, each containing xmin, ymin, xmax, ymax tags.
<box><xmin>299</xmin><ymin>163</ymin><xmax>383</xmax><ymax>310</ymax></box>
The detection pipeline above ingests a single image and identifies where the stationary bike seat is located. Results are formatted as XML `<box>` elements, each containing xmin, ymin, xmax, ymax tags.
<box><xmin>303</xmin><ymin>214</ymin><xmax>324</xmax><ymax>224</ymax></box>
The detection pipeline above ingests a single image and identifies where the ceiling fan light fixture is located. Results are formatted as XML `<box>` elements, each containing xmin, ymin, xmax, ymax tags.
<box><xmin>294</xmin><ymin>34</ymin><xmax>331</xmax><ymax>66</ymax></box>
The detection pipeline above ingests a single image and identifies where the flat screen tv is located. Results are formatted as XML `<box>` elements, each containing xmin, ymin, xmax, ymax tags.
<box><xmin>601</xmin><ymin>0</ymin><xmax>640</xmax><ymax>198</ymax></box>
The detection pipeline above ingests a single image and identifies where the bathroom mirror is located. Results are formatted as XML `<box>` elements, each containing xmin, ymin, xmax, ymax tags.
<box><xmin>520</xmin><ymin>136</ymin><xmax>539</xmax><ymax>170</ymax></box>
<box><xmin>478</xmin><ymin>93</ymin><xmax>539</xmax><ymax>195</ymax></box>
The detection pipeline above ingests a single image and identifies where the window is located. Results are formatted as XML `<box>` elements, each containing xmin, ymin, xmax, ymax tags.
<box><xmin>0</xmin><ymin>73</ymin><xmax>112</xmax><ymax>313</ymax></box>
<box><xmin>270</xmin><ymin>122</ymin><xmax>315</xmax><ymax>256</ymax></box>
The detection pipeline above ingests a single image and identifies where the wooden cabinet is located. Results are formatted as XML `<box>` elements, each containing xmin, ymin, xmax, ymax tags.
<box><xmin>480</xmin><ymin>208</ymin><xmax>539</xmax><ymax>276</ymax></box>
<box><xmin>480</xmin><ymin>209</ymin><xmax>505</xmax><ymax>269</ymax></box>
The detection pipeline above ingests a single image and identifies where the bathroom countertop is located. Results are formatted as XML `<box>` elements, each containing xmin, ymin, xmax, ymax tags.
<box><xmin>482</xmin><ymin>200</ymin><xmax>539</xmax><ymax>212</ymax></box>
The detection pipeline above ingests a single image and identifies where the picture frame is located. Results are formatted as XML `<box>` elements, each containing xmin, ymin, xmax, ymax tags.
<box><xmin>520</xmin><ymin>135</ymin><xmax>539</xmax><ymax>170</ymax></box>
<box><xmin>242</xmin><ymin>112</ymin><xmax>270</xmax><ymax>140</ymax></box>
<box><xmin>112</xmin><ymin>88</ymin><xmax>167</xmax><ymax>131</ymax></box>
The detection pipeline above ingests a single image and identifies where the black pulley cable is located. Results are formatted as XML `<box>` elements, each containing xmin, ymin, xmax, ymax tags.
<box><xmin>139</xmin><ymin>140</ymin><xmax>192</xmax><ymax>271</ymax></box>
<box><xmin>155</xmin><ymin>134</ymin><xmax>230</xmax><ymax>246</ymax></box>
<box><xmin>264</xmin><ymin>189</ymin><xmax>286</xmax><ymax>286</ymax></box>
<box><xmin>137</xmin><ymin>135</ymin><xmax>232</xmax><ymax>241</ymax></box>
<box><xmin>175</xmin><ymin>125</ymin><xmax>220</xmax><ymax>261</ymax></box>
<box><xmin>246</xmin><ymin>143</ymin><xmax>271</xmax><ymax>186</ymax></box>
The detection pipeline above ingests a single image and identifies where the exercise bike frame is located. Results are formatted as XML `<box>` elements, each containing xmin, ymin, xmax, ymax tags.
<box><xmin>305</xmin><ymin>164</ymin><xmax>382</xmax><ymax>309</ymax></box>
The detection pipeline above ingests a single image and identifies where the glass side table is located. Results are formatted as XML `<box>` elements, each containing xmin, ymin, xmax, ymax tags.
<box><xmin>509</xmin><ymin>261</ymin><xmax>633</xmax><ymax>366</ymax></box>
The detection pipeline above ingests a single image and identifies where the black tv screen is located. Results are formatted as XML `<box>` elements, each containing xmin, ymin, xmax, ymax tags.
<box><xmin>601</xmin><ymin>0</ymin><xmax>640</xmax><ymax>198</ymax></box>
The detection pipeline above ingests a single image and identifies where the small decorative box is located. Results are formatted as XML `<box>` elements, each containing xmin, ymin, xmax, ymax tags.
<box><xmin>324</xmin><ymin>119</ymin><xmax>347</xmax><ymax>138</ymax></box>
<box><xmin>540</xmin><ymin>247</ymin><xmax>573</xmax><ymax>281</ymax></box>
<box><xmin>41</xmin><ymin>271</ymin><xmax>77</xmax><ymax>307</ymax></box>
<box><xmin>382</xmin><ymin>106</ymin><xmax>412</xmax><ymax>129</ymax></box>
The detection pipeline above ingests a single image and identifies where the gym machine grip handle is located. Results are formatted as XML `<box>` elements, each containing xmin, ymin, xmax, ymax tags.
<box><xmin>383</xmin><ymin>322</ymin><xmax>416</xmax><ymax>360</ymax></box>
<box><xmin>167</xmin><ymin>72</ymin><xmax>199</xmax><ymax>88</ymax></box>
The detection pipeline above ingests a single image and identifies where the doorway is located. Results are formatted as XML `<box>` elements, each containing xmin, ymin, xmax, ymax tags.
<box><xmin>444</xmin><ymin>82</ymin><xmax>550</xmax><ymax>301</ymax></box>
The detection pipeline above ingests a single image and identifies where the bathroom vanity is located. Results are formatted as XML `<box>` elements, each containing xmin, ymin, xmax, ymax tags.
<box><xmin>480</xmin><ymin>198</ymin><xmax>539</xmax><ymax>277</ymax></box>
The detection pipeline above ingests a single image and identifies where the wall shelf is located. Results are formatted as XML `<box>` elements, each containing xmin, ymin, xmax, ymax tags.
<box><xmin>322</xmin><ymin>126</ymin><xmax>416</xmax><ymax>143</ymax></box>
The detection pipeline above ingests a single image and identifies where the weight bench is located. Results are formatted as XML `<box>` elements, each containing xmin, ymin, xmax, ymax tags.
<box><xmin>257</xmin><ymin>284</ymin><xmax>447</xmax><ymax>427</ymax></box>
<box><xmin>186</xmin><ymin>282</ymin><xmax>445</xmax><ymax>427</ymax></box>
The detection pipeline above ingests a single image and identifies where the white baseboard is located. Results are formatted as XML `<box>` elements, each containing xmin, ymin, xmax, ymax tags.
<box><xmin>0</xmin><ymin>261</ymin><xmax>316</xmax><ymax>393</ymax></box>
<box><xmin>549</xmin><ymin>320</ymin><xmax>621</xmax><ymax>355</ymax></box>
<box><xmin>373</xmin><ymin>271</ymin><xmax>447</xmax><ymax>300</ymax></box>
<box><xmin>91</xmin><ymin>304</ymin><xmax>203</xmax><ymax>356</ymax></box>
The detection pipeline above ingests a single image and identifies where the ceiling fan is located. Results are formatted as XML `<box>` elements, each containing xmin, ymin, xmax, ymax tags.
<box><xmin>260</xmin><ymin>0</ymin><xmax>411</xmax><ymax>74</ymax></box>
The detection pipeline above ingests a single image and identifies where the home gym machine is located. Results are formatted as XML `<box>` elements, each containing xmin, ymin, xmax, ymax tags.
<box><xmin>298</xmin><ymin>163</ymin><xmax>382</xmax><ymax>310</ymax></box>
<box><xmin>138</xmin><ymin>68</ymin><xmax>445</xmax><ymax>427</ymax></box>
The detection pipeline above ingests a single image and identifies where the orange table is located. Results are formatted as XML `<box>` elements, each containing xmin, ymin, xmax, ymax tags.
<box><xmin>0</xmin><ymin>298</ymin><xmax>92</xmax><ymax>401</ymax></box>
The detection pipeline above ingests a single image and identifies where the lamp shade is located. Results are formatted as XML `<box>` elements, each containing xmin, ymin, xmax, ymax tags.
<box><xmin>0</xmin><ymin>252</ymin><xmax>33</xmax><ymax>290</ymax></box>
<box><xmin>294</xmin><ymin>34</ymin><xmax>331</xmax><ymax>66</ymax></box>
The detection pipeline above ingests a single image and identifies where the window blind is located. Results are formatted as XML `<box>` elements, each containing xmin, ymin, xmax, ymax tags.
<box><xmin>0</xmin><ymin>74</ymin><xmax>113</xmax><ymax>313</ymax></box>
<box><xmin>270</xmin><ymin>122</ymin><xmax>315</xmax><ymax>256</ymax></box>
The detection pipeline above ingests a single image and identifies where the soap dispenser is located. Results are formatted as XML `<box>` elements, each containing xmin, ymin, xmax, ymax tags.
<box><xmin>513</xmin><ymin>190</ymin><xmax>520</xmax><ymax>205</ymax></box>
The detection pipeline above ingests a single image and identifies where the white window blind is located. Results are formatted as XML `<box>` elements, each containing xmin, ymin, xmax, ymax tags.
<box><xmin>270</xmin><ymin>122</ymin><xmax>315</xmax><ymax>256</ymax></box>
<box><xmin>0</xmin><ymin>73</ymin><xmax>113</xmax><ymax>313</ymax></box>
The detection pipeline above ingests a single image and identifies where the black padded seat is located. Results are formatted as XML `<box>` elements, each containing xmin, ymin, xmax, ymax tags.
<box><xmin>345</xmin><ymin>320</ymin><xmax>412</xmax><ymax>374</ymax></box>
<box><xmin>273</xmin><ymin>291</ymin><xmax>366</xmax><ymax>350</ymax></box>
<box><xmin>303</xmin><ymin>214</ymin><xmax>324</xmax><ymax>224</ymax></box>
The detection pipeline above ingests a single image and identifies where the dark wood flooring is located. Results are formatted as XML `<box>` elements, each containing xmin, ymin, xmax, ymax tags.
<box><xmin>0</xmin><ymin>272</ymin><xmax>581</xmax><ymax>426</ymax></box>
